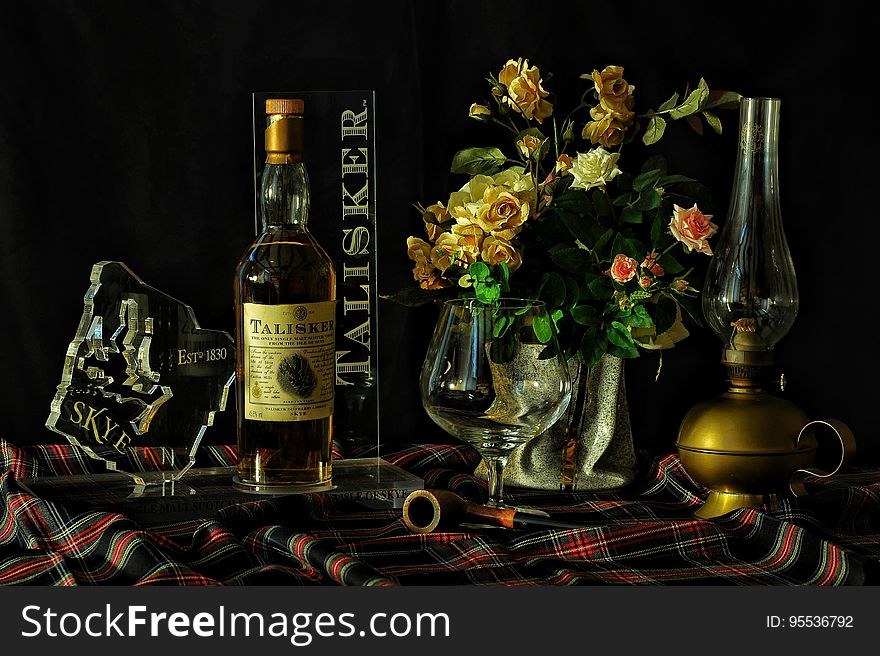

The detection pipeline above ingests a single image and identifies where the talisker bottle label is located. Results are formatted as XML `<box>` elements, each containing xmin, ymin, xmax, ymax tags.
<box><xmin>243</xmin><ymin>301</ymin><xmax>335</xmax><ymax>421</ymax></box>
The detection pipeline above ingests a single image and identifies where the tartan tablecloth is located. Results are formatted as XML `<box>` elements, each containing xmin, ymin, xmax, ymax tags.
<box><xmin>1</xmin><ymin>438</ymin><xmax>878</xmax><ymax>586</ymax></box>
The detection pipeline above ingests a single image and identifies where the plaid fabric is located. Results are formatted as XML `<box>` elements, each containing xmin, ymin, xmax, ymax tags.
<box><xmin>1</xmin><ymin>438</ymin><xmax>878</xmax><ymax>586</ymax></box>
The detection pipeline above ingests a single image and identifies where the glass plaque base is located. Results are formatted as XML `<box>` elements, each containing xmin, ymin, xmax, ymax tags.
<box><xmin>19</xmin><ymin>458</ymin><xmax>422</xmax><ymax>526</ymax></box>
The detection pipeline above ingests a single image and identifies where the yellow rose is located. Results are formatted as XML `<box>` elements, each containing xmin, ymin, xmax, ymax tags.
<box><xmin>423</xmin><ymin>203</ymin><xmax>450</xmax><ymax>242</ymax></box>
<box><xmin>449</xmin><ymin>168</ymin><xmax>535</xmax><ymax>238</ymax></box>
<box><xmin>497</xmin><ymin>58</ymin><xmax>553</xmax><ymax>123</ymax></box>
<box><xmin>599</xmin><ymin>93</ymin><xmax>635</xmax><ymax>122</ymax></box>
<box><xmin>590</xmin><ymin>66</ymin><xmax>632</xmax><ymax>99</ymax></box>
<box><xmin>481</xmin><ymin>188</ymin><xmax>530</xmax><ymax>236</ymax></box>
<box><xmin>424</xmin><ymin>222</ymin><xmax>443</xmax><ymax>242</ymax></box>
<box><xmin>582</xmin><ymin>105</ymin><xmax>630</xmax><ymax>147</ymax></box>
<box><xmin>581</xmin><ymin>66</ymin><xmax>636</xmax><ymax>148</ymax></box>
<box><xmin>555</xmin><ymin>154</ymin><xmax>574</xmax><ymax>174</ymax></box>
<box><xmin>468</xmin><ymin>103</ymin><xmax>491</xmax><ymax>121</ymax></box>
<box><xmin>516</xmin><ymin>133</ymin><xmax>543</xmax><ymax>159</ymax></box>
<box><xmin>406</xmin><ymin>237</ymin><xmax>448</xmax><ymax>290</ymax></box>
<box><xmin>480</xmin><ymin>235</ymin><xmax>523</xmax><ymax>271</ymax></box>
<box><xmin>406</xmin><ymin>236</ymin><xmax>433</xmax><ymax>263</ymax></box>
<box><xmin>451</xmin><ymin>222</ymin><xmax>486</xmax><ymax>261</ymax></box>
<box><xmin>419</xmin><ymin>267</ymin><xmax>449</xmax><ymax>290</ymax></box>
<box><xmin>431</xmin><ymin>232</ymin><xmax>462</xmax><ymax>271</ymax></box>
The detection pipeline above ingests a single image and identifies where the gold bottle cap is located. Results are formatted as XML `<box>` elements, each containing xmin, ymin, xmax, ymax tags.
<box><xmin>264</xmin><ymin>98</ymin><xmax>304</xmax><ymax>163</ymax></box>
<box><xmin>266</xmin><ymin>98</ymin><xmax>304</xmax><ymax>115</ymax></box>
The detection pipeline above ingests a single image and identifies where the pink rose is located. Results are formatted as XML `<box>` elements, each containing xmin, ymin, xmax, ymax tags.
<box><xmin>639</xmin><ymin>276</ymin><xmax>653</xmax><ymax>290</ymax></box>
<box><xmin>641</xmin><ymin>251</ymin><xmax>665</xmax><ymax>276</ymax></box>
<box><xmin>609</xmin><ymin>253</ymin><xmax>638</xmax><ymax>284</ymax></box>
<box><xmin>669</xmin><ymin>204</ymin><xmax>718</xmax><ymax>255</ymax></box>
<box><xmin>672</xmin><ymin>279</ymin><xmax>690</xmax><ymax>292</ymax></box>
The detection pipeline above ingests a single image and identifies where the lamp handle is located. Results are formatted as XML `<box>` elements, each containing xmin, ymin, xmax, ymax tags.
<box><xmin>789</xmin><ymin>419</ymin><xmax>857</xmax><ymax>496</ymax></box>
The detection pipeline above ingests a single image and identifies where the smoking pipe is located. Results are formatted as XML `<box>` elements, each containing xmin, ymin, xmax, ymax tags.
<box><xmin>402</xmin><ymin>488</ymin><xmax>587</xmax><ymax>534</ymax></box>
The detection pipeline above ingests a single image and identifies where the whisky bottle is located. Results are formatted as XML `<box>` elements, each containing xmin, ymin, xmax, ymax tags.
<box><xmin>233</xmin><ymin>98</ymin><xmax>336</xmax><ymax>492</ymax></box>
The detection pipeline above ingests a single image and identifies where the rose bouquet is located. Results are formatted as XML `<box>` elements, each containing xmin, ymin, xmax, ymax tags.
<box><xmin>397</xmin><ymin>58</ymin><xmax>740</xmax><ymax>369</ymax></box>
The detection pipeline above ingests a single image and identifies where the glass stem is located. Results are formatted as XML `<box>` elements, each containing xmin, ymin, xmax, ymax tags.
<box><xmin>486</xmin><ymin>455</ymin><xmax>509</xmax><ymax>507</ymax></box>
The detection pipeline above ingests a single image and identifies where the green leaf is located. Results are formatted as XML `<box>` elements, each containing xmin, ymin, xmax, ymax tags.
<box><xmin>538</xmin><ymin>271</ymin><xmax>567</xmax><ymax>307</ymax></box>
<box><xmin>633</xmin><ymin>169</ymin><xmax>661</xmax><ymax>192</ymax></box>
<box><xmin>571</xmin><ymin>304</ymin><xmax>601</xmax><ymax>326</ymax></box>
<box><xmin>549</xmin><ymin>247</ymin><xmax>594</xmax><ymax>275</ymax></box>
<box><xmin>703</xmin><ymin>90</ymin><xmax>742</xmax><ymax>111</ymax></box>
<box><xmin>553</xmin><ymin>190</ymin><xmax>593</xmax><ymax>215</ymax></box>
<box><xmin>538</xmin><ymin>342</ymin><xmax>563</xmax><ymax>361</ymax></box>
<box><xmin>495</xmin><ymin>261</ymin><xmax>511</xmax><ymax>292</ymax></box>
<box><xmin>658</xmin><ymin>174</ymin><xmax>696</xmax><ymax>186</ymax></box>
<box><xmin>558</xmin><ymin>211</ymin><xmax>603</xmax><ymax>246</ymax></box>
<box><xmin>493</xmin><ymin>313</ymin><xmax>512</xmax><ymax>338</ymax></box>
<box><xmin>685</xmin><ymin>114</ymin><xmax>703</xmax><ymax>135</ymax></box>
<box><xmin>655</xmin><ymin>296</ymin><xmax>678</xmax><ymax>334</ymax></box>
<box><xmin>381</xmin><ymin>286</ymin><xmax>448</xmax><ymax>307</ymax></box>
<box><xmin>621</xmin><ymin>206</ymin><xmax>643</xmax><ymax>224</ymax></box>
<box><xmin>533</xmin><ymin>314</ymin><xmax>553</xmax><ymax>344</ymax></box>
<box><xmin>650</xmin><ymin>214</ymin><xmax>665</xmax><ymax>248</ymax></box>
<box><xmin>612</xmin><ymin>192</ymin><xmax>632</xmax><ymax>207</ymax></box>
<box><xmin>607</xmin><ymin>321</ymin><xmax>639</xmax><ymax>357</ymax></box>
<box><xmin>443</xmin><ymin>263</ymin><xmax>469</xmax><ymax>280</ymax></box>
<box><xmin>619</xmin><ymin>304</ymin><xmax>654</xmax><ymax>328</ymax></box>
<box><xmin>474</xmin><ymin>282</ymin><xmax>500</xmax><ymax>305</ymax></box>
<box><xmin>658</xmin><ymin>253</ymin><xmax>685</xmax><ymax>275</ymax></box>
<box><xmin>469</xmin><ymin>261</ymin><xmax>491</xmax><ymax>282</ymax></box>
<box><xmin>658</xmin><ymin>92</ymin><xmax>680</xmax><ymax>112</ymax></box>
<box><xmin>450</xmin><ymin>147</ymin><xmax>506</xmax><ymax>175</ymax></box>
<box><xmin>489</xmin><ymin>336</ymin><xmax>515</xmax><ymax>364</ymax></box>
<box><xmin>678</xmin><ymin>296</ymin><xmax>704</xmax><ymax>328</ymax></box>
<box><xmin>583</xmin><ymin>272</ymin><xmax>614</xmax><ymax>300</ymax></box>
<box><xmin>591</xmin><ymin>190</ymin><xmax>611</xmax><ymax>216</ymax></box>
<box><xmin>611</xmin><ymin>233</ymin><xmax>644</xmax><ymax>260</ymax></box>
<box><xmin>641</xmin><ymin>155</ymin><xmax>668</xmax><ymax>176</ymax></box>
<box><xmin>563</xmin><ymin>277</ymin><xmax>580</xmax><ymax>309</ymax></box>
<box><xmin>593</xmin><ymin>228</ymin><xmax>614</xmax><ymax>258</ymax></box>
<box><xmin>636</xmin><ymin>189</ymin><xmax>662</xmax><ymax>211</ymax></box>
<box><xmin>669</xmin><ymin>85</ymin><xmax>709</xmax><ymax>120</ymax></box>
<box><xmin>579</xmin><ymin>327</ymin><xmax>607</xmax><ymax>366</ymax></box>
<box><xmin>607</xmin><ymin>343</ymin><xmax>640</xmax><ymax>359</ymax></box>
<box><xmin>703</xmin><ymin>109</ymin><xmax>723</xmax><ymax>135</ymax></box>
<box><xmin>642</xmin><ymin>115</ymin><xmax>666</xmax><ymax>145</ymax></box>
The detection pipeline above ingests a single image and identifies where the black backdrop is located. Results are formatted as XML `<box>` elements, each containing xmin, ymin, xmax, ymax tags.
<box><xmin>1</xmin><ymin>1</ymin><xmax>876</xmax><ymax>464</ymax></box>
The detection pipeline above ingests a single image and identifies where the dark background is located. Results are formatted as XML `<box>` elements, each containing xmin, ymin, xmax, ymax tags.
<box><xmin>1</xmin><ymin>1</ymin><xmax>875</xmax><ymax>463</ymax></box>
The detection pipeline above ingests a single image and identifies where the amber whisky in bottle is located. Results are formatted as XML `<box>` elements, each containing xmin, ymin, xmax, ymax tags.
<box><xmin>233</xmin><ymin>98</ymin><xmax>336</xmax><ymax>492</ymax></box>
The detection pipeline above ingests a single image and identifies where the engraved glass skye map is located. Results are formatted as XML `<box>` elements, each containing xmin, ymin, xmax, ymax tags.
<box><xmin>46</xmin><ymin>261</ymin><xmax>235</xmax><ymax>482</ymax></box>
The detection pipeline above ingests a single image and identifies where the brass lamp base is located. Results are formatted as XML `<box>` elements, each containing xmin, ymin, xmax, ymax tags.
<box><xmin>676</xmin><ymin>348</ymin><xmax>813</xmax><ymax>520</ymax></box>
<box><xmin>694</xmin><ymin>491</ymin><xmax>778</xmax><ymax>520</ymax></box>
<box><xmin>677</xmin><ymin>348</ymin><xmax>855</xmax><ymax>520</ymax></box>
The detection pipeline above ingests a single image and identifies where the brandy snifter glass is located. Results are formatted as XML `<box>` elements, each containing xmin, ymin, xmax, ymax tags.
<box><xmin>420</xmin><ymin>298</ymin><xmax>571</xmax><ymax>509</ymax></box>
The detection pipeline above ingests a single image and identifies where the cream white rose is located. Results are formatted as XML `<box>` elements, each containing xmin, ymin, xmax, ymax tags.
<box><xmin>568</xmin><ymin>147</ymin><xmax>622</xmax><ymax>191</ymax></box>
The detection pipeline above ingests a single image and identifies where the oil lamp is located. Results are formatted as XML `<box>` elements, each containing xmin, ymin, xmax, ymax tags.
<box><xmin>676</xmin><ymin>97</ymin><xmax>855</xmax><ymax>519</ymax></box>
